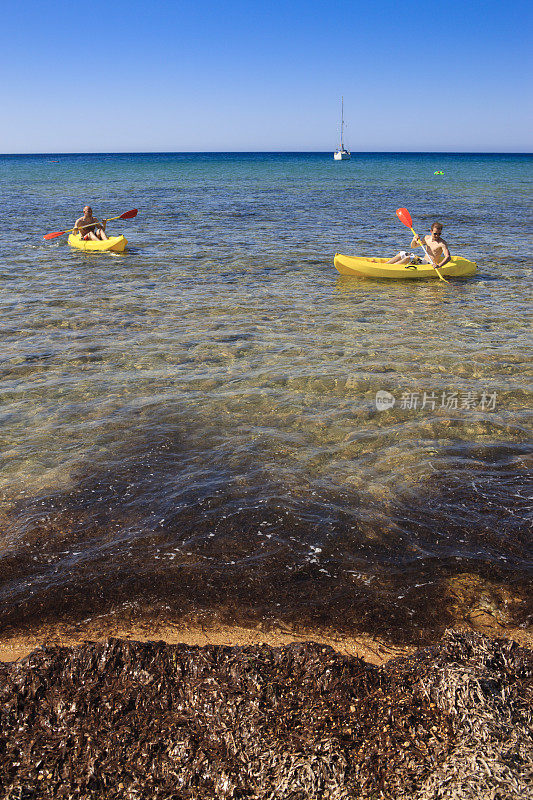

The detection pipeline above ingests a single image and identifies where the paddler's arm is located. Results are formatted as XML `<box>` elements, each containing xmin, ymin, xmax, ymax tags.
<box><xmin>410</xmin><ymin>232</ymin><xmax>423</xmax><ymax>248</ymax></box>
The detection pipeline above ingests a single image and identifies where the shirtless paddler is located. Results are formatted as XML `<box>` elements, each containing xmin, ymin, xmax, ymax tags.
<box><xmin>387</xmin><ymin>222</ymin><xmax>451</xmax><ymax>268</ymax></box>
<box><xmin>74</xmin><ymin>206</ymin><xmax>109</xmax><ymax>241</ymax></box>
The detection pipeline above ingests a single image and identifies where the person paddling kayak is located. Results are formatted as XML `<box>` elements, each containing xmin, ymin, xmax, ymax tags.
<box><xmin>386</xmin><ymin>222</ymin><xmax>451</xmax><ymax>268</ymax></box>
<box><xmin>73</xmin><ymin>206</ymin><xmax>109</xmax><ymax>242</ymax></box>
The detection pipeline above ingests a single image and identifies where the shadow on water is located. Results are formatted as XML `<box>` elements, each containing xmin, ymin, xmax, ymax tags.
<box><xmin>0</xmin><ymin>407</ymin><xmax>531</xmax><ymax>646</ymax></box>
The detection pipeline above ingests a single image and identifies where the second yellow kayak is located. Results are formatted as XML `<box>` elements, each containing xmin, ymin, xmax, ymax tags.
<box><xmin>68</xmin><ymin>234</ymin><xmax>127</xmax><ymax>253</ymax></box>
<box><xmin>334</xmin><ymin>254</ymin><xmax>477</xmax><ymax>280</ymax></box>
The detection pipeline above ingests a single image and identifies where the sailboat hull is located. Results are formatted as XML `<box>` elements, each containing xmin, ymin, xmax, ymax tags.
<box><xmin>334</xmin><ymin>151</ymin><xmax>351</xmax><ymax>160</ymax></box>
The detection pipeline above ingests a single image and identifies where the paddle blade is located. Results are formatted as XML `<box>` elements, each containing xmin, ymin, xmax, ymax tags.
<box><xmin>396</xmin><ymin>208</ymin><xmax>413</xmax><ymax>228</ymax></box>
<box><xmin>119</xmin><ymin>208</ymin><xmax>138</xmax><ymax>220</ymax></box>
<box><xmin>44</xmin><ymin>231</ymin><xmax>66</xmax><ymax>240</ymax></box>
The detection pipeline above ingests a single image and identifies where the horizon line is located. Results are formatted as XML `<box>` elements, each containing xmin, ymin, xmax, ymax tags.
<box><xmin>1</xmin><ymin>150</ymin><xmax>532</xmax><ymax>157</ymax></box>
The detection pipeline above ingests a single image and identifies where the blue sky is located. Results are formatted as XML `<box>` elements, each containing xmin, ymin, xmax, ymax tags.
<box><xmin>1</xmin><ymin>0</ymin><xmax>532</xmax><ymax>152</ymax></box>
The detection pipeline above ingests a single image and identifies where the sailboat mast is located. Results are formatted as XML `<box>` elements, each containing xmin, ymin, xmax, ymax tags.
<box><xmin>333</xmin><ymin>96</ymin><xmax>350</xmax><ymax>159</ymax></box>
<box><xmin>340</xmin><ymin>96</ymin><xmax>344</xmax><ymax>150</ymax></box>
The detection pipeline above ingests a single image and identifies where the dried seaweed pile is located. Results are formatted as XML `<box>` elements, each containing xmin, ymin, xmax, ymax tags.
<box><xmin>0</xmin><ymin>632</ymin><xmax>531</xmax><ymax>799</ymax></box>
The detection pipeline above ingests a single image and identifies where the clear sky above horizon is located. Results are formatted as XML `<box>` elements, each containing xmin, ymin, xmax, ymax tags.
<box><xmin>1</xmin><ymin>0</ymin><xmax>532</xmax><ymax>153</ymax></box>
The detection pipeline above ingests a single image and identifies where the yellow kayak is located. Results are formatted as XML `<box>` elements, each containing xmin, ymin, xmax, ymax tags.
<box><xmin>334</xmin><ymin>254</ymin><xmax>477</xmax><ymax>280</ymax></box>
<box><xmin>68</xmin><ymin>234</ymin><xmax>127</xmax><ymax>253</ymax></box>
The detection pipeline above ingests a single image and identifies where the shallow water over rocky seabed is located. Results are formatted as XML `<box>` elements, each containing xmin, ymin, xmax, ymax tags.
<box><xmin>0</xmin><ymin>152</ymin><xmax>531</xmax><ymax>645</ymax></box>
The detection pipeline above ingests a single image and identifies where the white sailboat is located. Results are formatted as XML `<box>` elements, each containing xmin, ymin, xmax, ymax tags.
<box><xmin>334</xmin><ymin>97</ymin><xmax>351</xmax><ymax>161</ymax></box>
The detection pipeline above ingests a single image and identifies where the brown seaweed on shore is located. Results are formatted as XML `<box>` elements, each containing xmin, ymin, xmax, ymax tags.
<box><xmin>0</xmin><ymin>631</ymin><xmax>531</xmax><ymax>799</ymax></box>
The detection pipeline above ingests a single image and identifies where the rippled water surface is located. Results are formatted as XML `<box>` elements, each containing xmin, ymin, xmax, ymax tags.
<box><xmin>0</xmin><ymin>152</ymin><xmax>531</xmax><ymax>644</ymax></box>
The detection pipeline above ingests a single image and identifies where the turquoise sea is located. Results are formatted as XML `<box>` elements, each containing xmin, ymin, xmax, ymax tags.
<box><xmin>0</xmin><ymin>152</ymin><xmax>531</xmax><ymax>644</ymax></box>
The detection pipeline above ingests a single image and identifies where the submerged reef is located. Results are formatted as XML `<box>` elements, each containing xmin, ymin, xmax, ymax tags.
<box><xmin>0</xmin><ymin>631</ymin><xmax>531</xmax><ymax>799</ymax></box>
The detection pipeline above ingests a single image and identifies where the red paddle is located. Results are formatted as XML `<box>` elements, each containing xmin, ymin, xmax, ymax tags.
<box><xmin>396</xmin><ymin>207</ymin><xmax>414</xmax><ymax>229</ymax></box>
<box><xmin>395</xmin><ymin>207</ymin><xmax>449</xmax><ymax>283</ymax></box>
<box><xmin>44</xmin><ymin>208</ymin><xmax>138</xmax><ymax>240</ymax></box>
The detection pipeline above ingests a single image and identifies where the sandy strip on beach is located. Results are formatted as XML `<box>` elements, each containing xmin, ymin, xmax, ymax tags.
<box><xmin>1</xmin><ymin>613</ymin><xmax>531</xmax><ymax>665</ymax></box>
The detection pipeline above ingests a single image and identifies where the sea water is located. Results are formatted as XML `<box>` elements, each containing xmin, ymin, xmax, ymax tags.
<box><xmin>0</xmin><ymin>152</ymin><xmax>531</xmax><ymax>643</ymax></box>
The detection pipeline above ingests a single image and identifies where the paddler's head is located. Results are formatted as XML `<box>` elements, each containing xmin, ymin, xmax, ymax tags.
<box><xmin>430</xmin><ymin>222</ymin><xmax>443</xmax><ymax>241</ymax></box>
<box><xmin>83</xmin><ymin>205</ymin><xmax>92</xmax><ymax>217</ymax></box>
